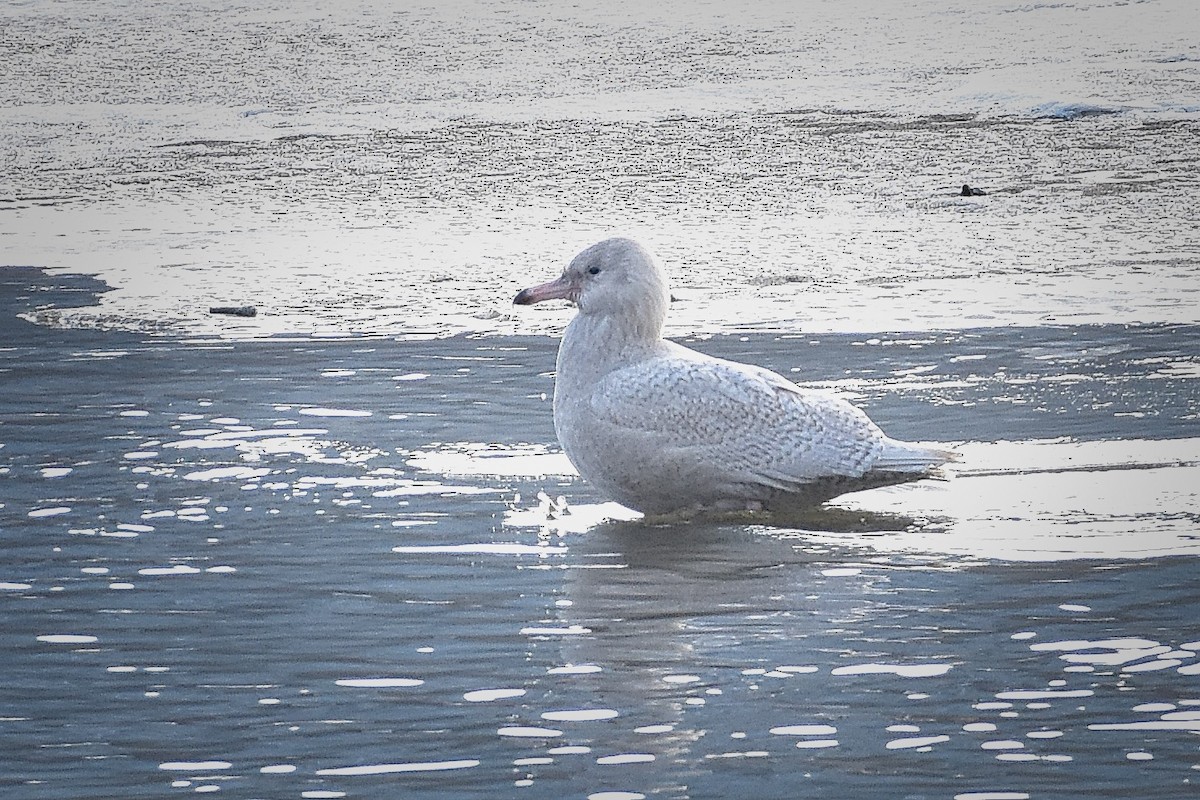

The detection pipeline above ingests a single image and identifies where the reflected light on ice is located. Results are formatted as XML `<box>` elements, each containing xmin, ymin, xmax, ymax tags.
<box><xmin>886</xmin><ymin>734</ymin><xmax>951</xmax><ymax>750</ymax></box>
<box><xmin>595</xmin><ymin>753</ymin><xmax>655</xmax><ymax>765</ymax></box>
<box><xmin>464</xmin><ymin>688</ymin><xmax>526</xmax><ymax>702</ymax></box>
<box><xmin>158</xmin><ymin>761</ymin><xmax>232</xmax><ymax>771</ymax></box>
<box><xmin>769</xmin><ymin>724</ymin><xmax>838</xmax><ymax>736</ymax></box>
<box><xmin>831</xmin><ymin>663</ymin><xmax>953</xmax><ymax>678</ymax></box>
<box><xmin>498</xmin><ymin>726</ymin><xmax>564</xmax><ymax>738</ymax></box>
<box><xmin>408</xmin><ymin>444</ymin><xmax>575</xmax><ymax>478</ymax></box>
<box><xmin>316</xmin><ymin>760</ymin><xmax>479</xmax><ymax>775</ymax></box>
<box><xmin>334</xmin><ymin>678</ymin><xmax>425</xmax><ymax>688</ymax></box>
<box><xmin>36</xmin><ymin>634</ymin><xmax>98</xmax><ymax>644</ymax></box>
<box><xmin>505</xmin><ymin>501</ymin><xmax>640</xmax><ymax>534</ymax></box>
<box><xmin>821</xmin><ymin>437</ymin><xmax>1200</xmax><ymax>561</ymax></box>
<box><xmin>393</xmin><ymin>543</ymin><xmax>567</xmax><ymax>556</ymax></box>
<box><xmin>542</xmin><ymin>709</ymin><xmax>620</xmax><ymax>722</ymax></box>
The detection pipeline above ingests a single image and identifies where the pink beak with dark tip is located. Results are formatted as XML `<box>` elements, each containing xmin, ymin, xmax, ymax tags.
<box><xmin>514</xmin><ymin>273</ymin><xmax>577</xmax><ymax>305</ymax></box>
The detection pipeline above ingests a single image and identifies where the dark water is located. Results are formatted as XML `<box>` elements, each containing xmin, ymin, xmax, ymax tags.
<box><xmin>2</xmin><ymin>270</ymin><xmax>1199</xmax><ymax>799</ymax></box>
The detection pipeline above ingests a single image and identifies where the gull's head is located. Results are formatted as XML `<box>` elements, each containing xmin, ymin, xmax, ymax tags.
<box><xmin>514</xmin><ymin>238</ymin><xmax>669</xmax><ymax>334</ymax></box>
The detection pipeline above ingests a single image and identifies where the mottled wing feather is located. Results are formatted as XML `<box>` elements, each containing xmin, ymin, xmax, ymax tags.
<box><xmin>589</xmin><ymin>354</ymin><xmax>884</xmax><ymax>489</ymax></box>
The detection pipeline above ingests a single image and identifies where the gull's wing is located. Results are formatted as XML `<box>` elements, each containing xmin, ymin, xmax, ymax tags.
<box><xmin>588</xmin><ymin>351</ymin><xmax>886</xmax><ymax>490</ymax></box>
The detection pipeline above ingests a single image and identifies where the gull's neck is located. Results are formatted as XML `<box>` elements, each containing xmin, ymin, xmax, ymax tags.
<box><xmin>556</xmin><ymin>309</ymin><xmax>665</xmax><ymax>393</ymax></box>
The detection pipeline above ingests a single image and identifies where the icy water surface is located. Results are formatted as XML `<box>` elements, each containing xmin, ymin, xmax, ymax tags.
<box><xmin>3</xmin><ymin>1</ymin><xmax>1200</xmax><ymax>796</ymax></box>
<box><xmin>2</xmin><ymin>272</ymin><xmax>1199</xmax><ymax>799</ymax></box>
<box><xmin>3</xmin><ymin>0</ymin><xmax>1199</xmax><ymax>339</ymax></box>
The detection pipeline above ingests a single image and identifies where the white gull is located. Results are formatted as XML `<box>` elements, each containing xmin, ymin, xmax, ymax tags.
<box><xmin>514</xmin><ymin>238</ymin><xmax>955</xmax><ymax>517</ymax></box>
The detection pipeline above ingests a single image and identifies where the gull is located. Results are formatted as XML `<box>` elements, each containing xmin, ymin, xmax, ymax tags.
<box><xmin>514</xmin><ymin>238</ymin><xmax>954</xmax><ymax>517</ymax></box>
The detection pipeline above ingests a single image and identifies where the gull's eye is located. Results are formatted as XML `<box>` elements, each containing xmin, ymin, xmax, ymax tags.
<box><xmin>587</xmin><ymin>265</ymin><xmax>601</xmax><ymax>276</ymax></box>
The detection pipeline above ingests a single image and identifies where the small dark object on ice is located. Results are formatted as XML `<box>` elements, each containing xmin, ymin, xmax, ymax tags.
<box><xmin>209</xmin><ymin>305</ymin><xmax>257</xmax><ymax>317</ymax></box>
<box><xmin>961</xmin><ymin>184</ymin><xmax>987</xmax><ymax>196</ymax></box>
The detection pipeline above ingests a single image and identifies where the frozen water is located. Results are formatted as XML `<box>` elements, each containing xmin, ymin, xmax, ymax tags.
<box><xmin>1</xmin><ymin>2</ymin><xmax>1198</xmax><ymax>798</ymax></box>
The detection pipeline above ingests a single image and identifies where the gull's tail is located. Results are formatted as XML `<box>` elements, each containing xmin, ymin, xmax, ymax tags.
<box><xmin>874</xmin><ymin>438</ymin><xmax>960</xmax><ymax>473</ymax></box>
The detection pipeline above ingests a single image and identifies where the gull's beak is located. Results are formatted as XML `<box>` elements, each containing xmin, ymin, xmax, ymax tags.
<box><xmin>514</xmin><ymin>273</ymin><xmax>577</xmax><ymax>305</ymax></box>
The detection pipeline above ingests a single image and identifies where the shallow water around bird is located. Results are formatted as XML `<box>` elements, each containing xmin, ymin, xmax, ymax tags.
<box><xmin>3</xmin><ymin>270</ymin><xmax>1199</xmax><ymax>799</ymax></box>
